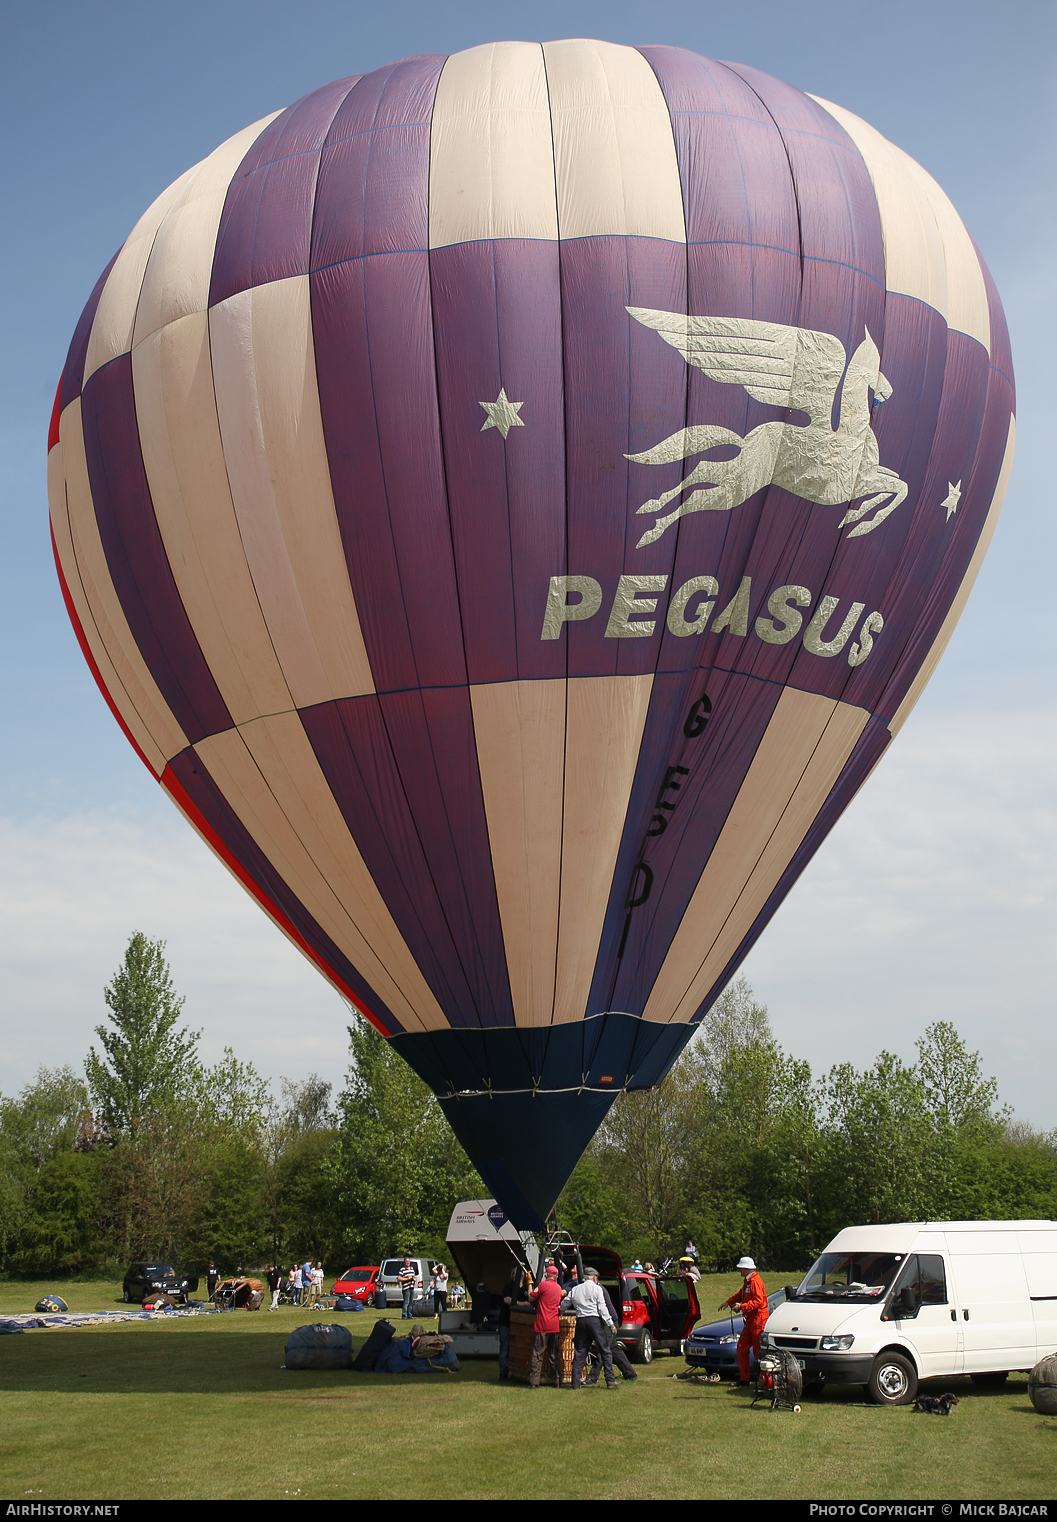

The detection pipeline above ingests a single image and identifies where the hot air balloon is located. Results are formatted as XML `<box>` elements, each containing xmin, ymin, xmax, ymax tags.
<box><xmin>47</xmin><ymin>41</ymin><xmax>1014</xmax><ymax>1231</ymax></box>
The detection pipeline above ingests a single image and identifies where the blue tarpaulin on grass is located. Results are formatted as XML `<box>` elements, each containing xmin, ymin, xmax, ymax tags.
<box><xmin>0</xmin><ymin>1307</ymin><xmax>218</xmax><ymax>1331</ymax></box>
<box><xmin>374</xmin><ymin>1337</ymin><xmax>461</xmax><ymax>1373</ymax></box>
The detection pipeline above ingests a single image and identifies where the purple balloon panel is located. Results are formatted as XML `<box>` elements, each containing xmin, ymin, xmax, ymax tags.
<box><xmin>299</xmin><ymin>691</ymin><xmax>514</xmax><ymax>1029</ymax></box>
<box><xmin>209</xmin><ymin>75</ymin><xmax>360</xmax><ymax>307</ymax></box>
<box><xmin>79</xmin><ymin>356</ymin><xmax>232</xmax><ymax>744</ymax></box>
<box><xmin>59</xmin><ymin>252</ymin><xmax>119</xmax><ymax>414</ymax></box>
<box><xmin>429</xmin><ymin>237</ymin><xmax>567</xmax><ymax>686</ymax></box>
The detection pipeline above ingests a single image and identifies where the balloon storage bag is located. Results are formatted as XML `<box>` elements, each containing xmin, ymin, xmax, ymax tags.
<box><xmin>284</xmin><ymin>1323</ymin><xmax>354</xmax><ymax>1370</ymax></box>
<box><xmin>353</xmin><ymin>1318</ymin><xmax>395</xmax><ymax>1371</ymax></box>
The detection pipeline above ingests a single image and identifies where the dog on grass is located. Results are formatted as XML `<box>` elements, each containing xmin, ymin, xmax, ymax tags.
<box><xmin>913</xmin><ymin>1393</ymin><xmax>960</xmax><ymax>1415</ymax></box>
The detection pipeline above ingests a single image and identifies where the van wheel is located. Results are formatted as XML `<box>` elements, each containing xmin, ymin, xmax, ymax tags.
<box><xmin>635</xmin><ymin>1330</ymin><xmax>653</xmax><ymax>1365</ymax></box>
<box><xmin>867</xmin><ymin>1352</ymin><xmax>917</xmax><ymax>1405</ymax></box>
<box><xmin>970</xmin><ymin>1371</ymin><xmax>1008</xmax><ymax>1387</ymax></box>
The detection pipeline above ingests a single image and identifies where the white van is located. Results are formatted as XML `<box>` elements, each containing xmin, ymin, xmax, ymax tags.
<box><xmin>761</xmin><ymin>1220</ymin><xmax>1057</xmax><ymax>1404</ymax></box>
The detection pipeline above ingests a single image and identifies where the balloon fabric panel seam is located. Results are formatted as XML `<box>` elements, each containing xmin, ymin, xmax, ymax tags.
<box><xmin>49</xmin><ymin>519</ymin><xmax>158</xmax><ymax>778</ymax></box>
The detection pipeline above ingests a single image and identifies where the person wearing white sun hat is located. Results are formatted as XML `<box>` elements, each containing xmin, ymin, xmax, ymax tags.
<box><xmin>720</xmin><ymin>1256</ymin><xmax>769</xmax><ymax>1387</ymax></box>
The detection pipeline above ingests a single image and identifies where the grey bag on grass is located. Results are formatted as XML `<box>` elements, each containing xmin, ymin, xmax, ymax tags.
<box><xmin>284</xmin><ymin>1322</ymin><xmax>354</xmax><ymax>1369</ymax></box>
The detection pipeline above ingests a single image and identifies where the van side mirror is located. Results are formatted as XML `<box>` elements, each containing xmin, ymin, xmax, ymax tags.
<box><xmin>883</xmin><ymin>1287</ymin><xmax>918</xmax><ymax>1321</ymax></box>
<box><xmin>783</xmin><ymin>1285</ymin><xmax>798</xmax><ymax>1301</ymax></box>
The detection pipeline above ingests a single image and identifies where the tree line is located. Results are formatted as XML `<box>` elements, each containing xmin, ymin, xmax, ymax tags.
<box><xmin>0</xmin><ymin>937</ymin><xmax>1054</xmax><ymax>1278</ymax></box>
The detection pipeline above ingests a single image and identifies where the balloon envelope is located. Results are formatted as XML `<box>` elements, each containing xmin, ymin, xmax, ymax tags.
<box><xmin>48</xmin><ymin>42</ymin><xmax>1014</xmax><ymax>1228</ymax></box>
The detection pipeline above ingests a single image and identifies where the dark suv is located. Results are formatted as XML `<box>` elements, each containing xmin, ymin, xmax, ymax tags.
<box><xmin>122</xmin><ymin>1262</ymin><xmax>200</xmax><ymax>1304</ymax></box>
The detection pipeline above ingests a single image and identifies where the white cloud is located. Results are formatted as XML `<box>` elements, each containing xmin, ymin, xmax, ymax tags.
<box><xmin>0</xmin><ymin>809</ymin><xmax>351</xmax><ymax>1098</ymax></box>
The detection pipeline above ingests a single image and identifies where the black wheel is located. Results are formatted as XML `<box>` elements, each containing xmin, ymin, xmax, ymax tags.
<box><xmin>122</xmin><ymin>1288</ymin><xmax>130</xmax><ymax>1302</ymax></box>
<box><xmin>635</xmin><ymin>1330</ymin><xmax>653</xmax><ymax>1365</ymax></box>
<box><xmin>867</xmin><ymin>1352</ymin><xmax>917</xmax><ymax>1406</ymax></box>
<box><xmin>970</xmin><ymin>1371</ymin><xmax>1008</xmax><ymax>1387</ymax></box>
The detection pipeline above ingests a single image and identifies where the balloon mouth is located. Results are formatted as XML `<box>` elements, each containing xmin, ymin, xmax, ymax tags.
<box><xmin>392</xmin><ymin>1014</ymin><xmax>696</xmax><ymax>1228</ymax></box>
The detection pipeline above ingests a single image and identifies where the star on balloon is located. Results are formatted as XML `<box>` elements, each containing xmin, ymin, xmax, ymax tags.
<box><xmin>941</xmin><ymin>480</ymin><xmax>962</xmax><ymax>520</ymax></box>
<box><xmin>479</xmin><ymin>388</ymin><xmax>525</xmax><ymax>439</ymax></box>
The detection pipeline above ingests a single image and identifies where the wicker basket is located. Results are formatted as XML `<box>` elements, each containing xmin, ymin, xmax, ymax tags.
<box><xmin>508</xmin><ymin>1309</ymin><xmax>577</xmax><ymax>1385</ymax></box>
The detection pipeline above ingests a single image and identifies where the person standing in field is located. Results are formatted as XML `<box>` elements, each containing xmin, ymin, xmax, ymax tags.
<box><xmin>527</xmin><ymin>1265</ymin><xmax>565</xmax><ymax>1388</ymax></box>
<box><xmin>291</xmin><ymin>1263</ymin><xmax>303</xmax><ymax>1306</ymax></box>
<box><xmin>268</xmin><ymin>1265</ymin><xmax>281</xmax><ymax>1311</ymax></box>
<box><xmin>431</xmin><ymin>1263</ymin><xmax>449</xmax><ymax>1320</ymax></box>
<box><xmin>583</xmin><ymin>1280</ymin><xmax>637</xmax><ymax>1385</ymax></box>
<box><xmin>310</xmin><ymin>1262</ymin><xmax>324</xmax><ymax>1306</ymax></box>
<box><xmin>497</xmin><ymin>1264</ymin><xmax>529</xmax><ymax>1382</ymax></box>
<box><xmin>720</xmin><ymin>1256</ymin><xmax>769</xmax><ymax>1387</ymax></box>
<box><xmin>398</xmin><ymin>1257</ymin><xmax>416</xmax><ymax>1320</ymax></box>
<box><xmin>563</xmin><ymin>1267</ymin><xmax>617</xmax><ymax>1390</ymax></box>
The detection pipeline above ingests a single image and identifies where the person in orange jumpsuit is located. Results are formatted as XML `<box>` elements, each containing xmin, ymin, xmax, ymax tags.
<box><xmin>720</xmin><ymin>1256</ymin><xmax>769</xmax><ymax>1386</ymax></box>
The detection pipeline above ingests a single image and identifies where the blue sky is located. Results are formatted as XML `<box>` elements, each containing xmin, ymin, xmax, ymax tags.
<box><xmin>2</xmin><ymin>1</ymin><xmax>1054</xmax><ymax>1122</ymax></box>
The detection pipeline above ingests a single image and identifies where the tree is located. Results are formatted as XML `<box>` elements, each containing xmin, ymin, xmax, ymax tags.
<box><xmin>820</xmin><ymin>1053</ymin><xmax>934</xmax><ymax>1230</ymax></box>
<box><xmin>0</xmin><ymin>1067</ymin><xmax>93</xmax><ymax>1171</ymax></box>
<box><xmin>11</xmin><ymin>1149</ymin><xmax>108</xmax><ymax>1275</ymax></box>
<box><xmin>86</xmin><ymin>933</ymin><xmax>201</xmax><ymax>1143</ymax></box>
<box><xmin>331</xmin><ymin>1015</ymin><xmax>483</xmax><ymax>1261</ymax></box>
<box><xmin>84</xmin><ymin>935</ymin><xmax>206</xmax><ymax>1261</ymax></box>
<box><xmin>587</xmin><ymin>1060</ymin><xmax>698</xmax><ymax>1254</ymax></box>
<box><xmin>693</xmin><ymin>976</ymin><xmax>772</xmax><ymax>1092</ymax></box>
<box><xmin>0</xmin><ymin>1067</ymin><xmax>96</xmax><ymax>1266</ymax></box>
<box><xmin>253</xmin><ymin>1075</ymin><xmax>339</xmax><ymax>1268</ymax></box>
<box><xmin>278</xmin><ymin>1075</ymin><xmax>335</xmax><ymax>1137</ymax></box>
<box><xmin>915</xmin><ymin>1022</ymin><xmax>1000</xmax><ymax>1132</ymax></box>
<box><xmin>679</xmin><ymin>994</ymin><xmax>824</xmax><ymax>1265</ymax></box>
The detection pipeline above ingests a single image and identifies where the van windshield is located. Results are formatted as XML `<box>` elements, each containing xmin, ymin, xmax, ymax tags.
<box><xmin>796</xmin><ymin>1251</ymin><xmax>906</xmax><ymax>1301</ymax></box>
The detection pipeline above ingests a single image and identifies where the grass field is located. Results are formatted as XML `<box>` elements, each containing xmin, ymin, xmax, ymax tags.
<box><xmin>0</xmin><ymin>1275</ymin><xmax>1052</xmax><ymax>1500</ymax></box>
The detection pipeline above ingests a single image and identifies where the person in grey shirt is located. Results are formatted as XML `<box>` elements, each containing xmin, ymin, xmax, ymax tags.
<box><xmin>562</xmin><ymin>1268</ymin><xmax>617</xmax><ymax>1389</ymax></box>
<box><xmin>583</xmin><ymin>1281</ymin><xmax>638</xmax><ymax>1385</ymax></box>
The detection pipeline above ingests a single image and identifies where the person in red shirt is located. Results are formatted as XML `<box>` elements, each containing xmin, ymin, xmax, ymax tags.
<box><xmin>720</xmin><ymin>1255</ymin><xmax>769</xmax><ymax>1386</ymax></box>
<box><xmin>528</xmin><ymin>1265</ymin><xmax>566</xmax><ymax>1388</ymax></box>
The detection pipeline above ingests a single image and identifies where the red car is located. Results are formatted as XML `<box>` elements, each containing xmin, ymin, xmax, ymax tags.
<box><xmin>561</xmin><ymin>1248</ymin><xmax>701</xmax><ymax>1364</ymax></box>
<box><xmin>332</xmin><ymin>1265</ymin><xmax>380</xmax><ymax>1302</ymax></box>
<box><xmin>618</xmin><ymin>1269</ymin><xmax>701</xmax><ymax>1363</ymax></box>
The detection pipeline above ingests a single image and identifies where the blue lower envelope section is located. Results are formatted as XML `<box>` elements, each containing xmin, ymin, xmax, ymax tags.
<box><xmin>391</xmin><ymin>1013</ymin><xmax>695</xmax><ymax>1229</ymax></box>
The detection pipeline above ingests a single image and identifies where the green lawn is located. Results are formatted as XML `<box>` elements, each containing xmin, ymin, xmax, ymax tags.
<box><xmin>0</xmin><ymin>1276</ymin><xmax>1052</xmax><ymax>1500</ymax></box>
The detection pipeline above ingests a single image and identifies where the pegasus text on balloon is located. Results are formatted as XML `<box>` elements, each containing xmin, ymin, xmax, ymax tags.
<box><xmin>541</xmin><ymin>574</ymin><xmax>883</xmax><ymax>666</ymax></box>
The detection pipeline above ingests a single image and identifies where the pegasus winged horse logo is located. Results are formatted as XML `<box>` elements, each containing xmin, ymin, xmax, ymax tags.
<box><xmin>625</xmin><ymin>307</ymin><xmax>907</xmax><ymax>548</ymax></box>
